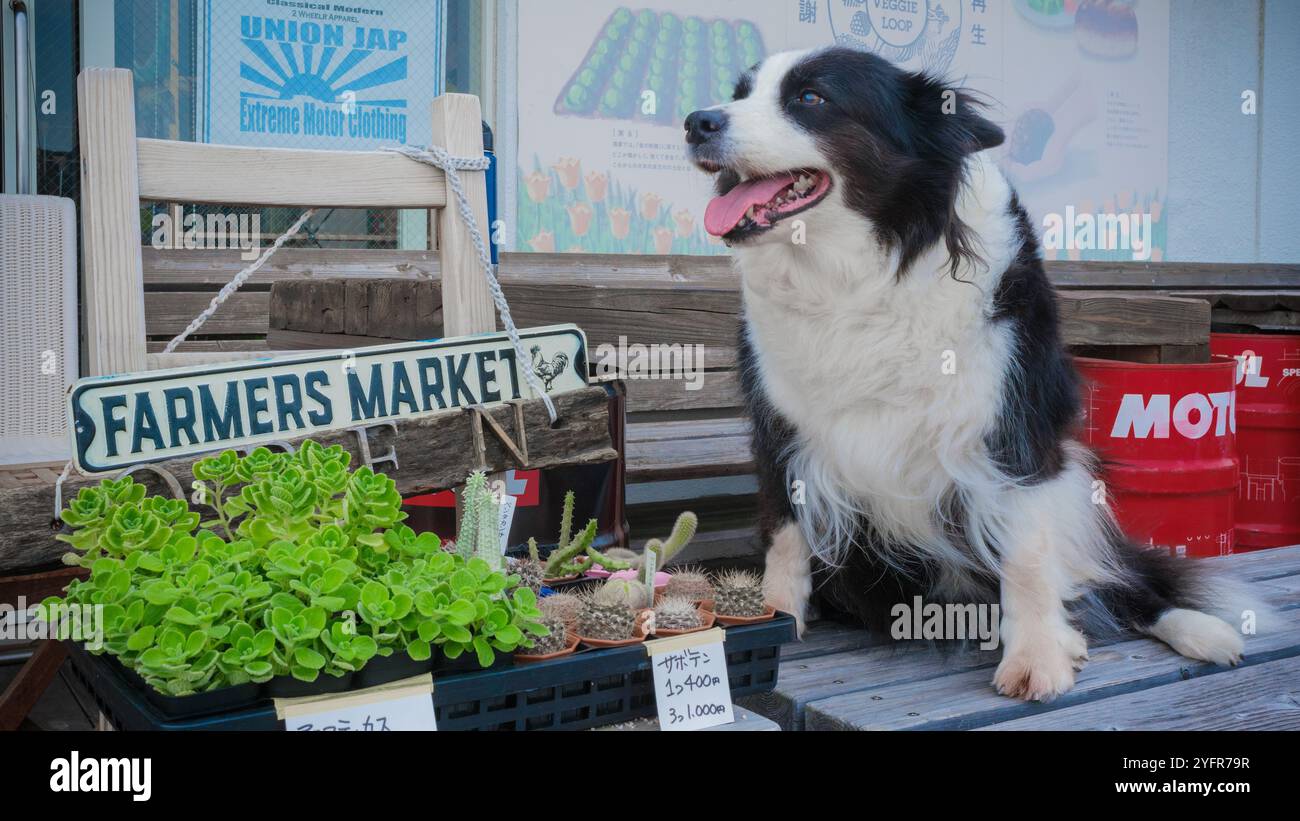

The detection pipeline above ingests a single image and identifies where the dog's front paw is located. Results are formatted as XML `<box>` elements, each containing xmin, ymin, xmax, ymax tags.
<box><xmin>993</xmin><ymin>627</ymin><xmax>1088</xmax><ymax>702</ymax></box>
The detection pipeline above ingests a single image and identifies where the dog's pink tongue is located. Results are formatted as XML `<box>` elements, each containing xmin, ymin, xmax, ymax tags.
<box><xmin>704</xmin><ymin>173</ymin><xmax>797</xmax><ymax>236</ymax></box>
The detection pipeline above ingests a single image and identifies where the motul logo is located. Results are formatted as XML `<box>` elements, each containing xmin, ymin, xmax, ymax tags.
<box><xmin>1110</xmin><ymin>391</ymin><xmax>1236</xmax><ymax>439</ymax></box>
<box><xmin>1231</xmin><ymin>352</ymin><xmax>1270</xmax><ymax>388</ymax></box>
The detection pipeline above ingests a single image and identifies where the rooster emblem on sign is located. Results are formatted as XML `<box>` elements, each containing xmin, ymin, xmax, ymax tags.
<box><xmin>530</xmin><ymin>345</ymin><xmax>570</xmax><ymax>391</ymax></box>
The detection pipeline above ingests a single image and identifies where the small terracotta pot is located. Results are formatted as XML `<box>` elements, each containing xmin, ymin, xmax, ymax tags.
<box><xmin>577</xmin><ymin>609</ymin><xmax>652</xmax><ymax>648</ymax></box>
<box><xmin>653</xmin><ymin>608</ymin><xmax>716</xmax><ymax>637</ymax></box>
<box><xmin>713</xmin><ymin>603</ymin><xmax>777</xmax><ymax>625</ymax></box>
<box><xmin>514</xmin><ymin>633</ymin><xmax>581</xmax><ymax>663</ymax></box>
<box><xmin>542</xmin><ymin>573</ymin><xmax>581</xmax><ymax>586</ymax></box>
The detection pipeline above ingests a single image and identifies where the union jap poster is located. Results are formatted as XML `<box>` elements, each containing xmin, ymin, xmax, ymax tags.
<box><xmin>514</xmin><ymin>0</ymin><xmax>1169</xmax><ymax>261</ymax></box>
<box><xmin>200</xmin><ymin>0</ymin><xmax>445</xmax><ymax>150</ymax></box>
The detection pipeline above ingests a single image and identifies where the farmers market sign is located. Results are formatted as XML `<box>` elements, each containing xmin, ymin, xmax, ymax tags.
<box><xmin>68</xmin><ymin>325</ymin><xmax>588</xmax><ymax>474</ymax></box>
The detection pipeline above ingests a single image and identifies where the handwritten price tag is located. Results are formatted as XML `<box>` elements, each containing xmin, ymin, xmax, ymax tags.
<box><xmin>643</xmin><ymin>628</ymin><xmax>734</xmax><ymax>731</ymax></box>
<box><xmin>497</xmin><ymin>495</ymin><xmax>518</xmax><ymax>556</ymax></box>
<box><xmin>276</xmin><ymin>674</ymin><xmax>436</xmax><ymax>732</ymax></box>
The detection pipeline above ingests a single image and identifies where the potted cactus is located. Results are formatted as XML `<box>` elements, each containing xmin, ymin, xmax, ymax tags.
<box><xmin>651</xmin><ymin>595</ymin><xmax>715</xmax><ymax>637</ymax></box>
<box><xmin>510</xmin><ymin>539</ymin><xmax>546</xmax><ymax>593</ymax></box>
<box><xmin>541</xmin><ymin>491</ymin><xmax>599</xmax><ymax>584</ymax></box>
<box><xmin>711</xmin><ymin>569</ymin><xmax>776</xmax><ymax>624</ymax></box>
<box><xmin>574</xmin><ymin>582</ymin><xmax>651</xmax><ymax>647</ymax></box>
<box><xmin>663</xmin><ymin>566</ymin><xmax>714</xmax><ymax>607</ymax></box>
<box><xmin>537</xmin><ymin>591</ymin><xmax>584</xmax><ymax>628</ymax></box>
<box><xmin>513</xmin><ymin>613</ymin><xmax>579</xmax><ymax>663</ymax></box>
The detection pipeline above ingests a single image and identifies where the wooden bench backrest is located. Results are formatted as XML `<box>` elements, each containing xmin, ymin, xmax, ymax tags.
<box><xmin>76</xmin><ymin>67</ymin><xmax>493</xmax><ymax>376</ymax></box>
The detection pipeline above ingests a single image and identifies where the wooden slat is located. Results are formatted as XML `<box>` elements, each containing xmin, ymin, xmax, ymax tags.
<box><xmin>144</xmin><ymin>351</ymin><xmax>292</xmax><ymax>370</ymax></box>
<box><xmin>265</xmin><ymin>329</ymin><xmax>395</xmax><ymax>351</ymax></box>
<box><xmin>0</xmin><ymin>386</ymin><xmax>616</xmax><ymax>573</ymax></box>
<box><xmin>136</xmin><ymin>138</ymin><xmax>448</xmax><ymax>208</ymax></box>
<box><xmin>1168</xmin><ymin>290</ymin><xmax>1300</xmax><ymax>312</ymax></box>
<box><xmin>626</xmin><ymin>417</ymin><xmax>750</xmax><ymax>443</ymax></box>
<box><xmin>506</xmin><ymin>281</ymin><xmax>741</xmax><ymax>368</ymax></box>
<box><xmin>623</xmin><ymin>371</ymin><xmax>744</xmax><ymax>413</ymax></box>
<box><xmin>144</xmin><ymin>291</ymin><xmax>270</xmax><ymax>336</ymax></box>
<box><xmin>267</xmin><ymin>279</ymin><xmax>1208</xmax><ymax>359</ymax></box>
<box><xmin>982</xmin><ymin>656</ymin><xmax>1300</xmax><ymax>730</ymax></box>
<box><xmin>145</xmin><ymin>338</ymin><xmax>269</xmax><ymax>354</ymax></box>
<box><xmin>748</xmin><ymin>640</ymin><xmax>999</xmax><ymax>731</ymax></box>
<box><xmin>1046</xmin><ymin>261</ymin><xmax>1300</xmax><ymax>290</ymax></box>
<box><xmin>430</xmin><ymin>94</ymin><xmax>494</xmax><ymax>337</ymax></box>
<box><xmin>143</xmin><ymin>249</ymin><xmax>1298</xmax><ymax>290</ymax></box>
<box><xmin>627</xmin><ymin>432</ymin><xmax>752</xmax><ymax>481</ymax></box>
<box><xmin>1209</xmin><ymin>545</ymin><xmax>1300</xmax><ymax>580</ymax></box>
<box><xmin>78</xmin><ymin>68</ymin><xmax>147</xmax><ymax>376</ymax></box>
<box><xmin>142</xmin><ymin>247</ymin><xmax>440</xmax><ymax>286</ymax></box>
<box><xmin>1212</xmin><ymin>309</ymin><xmax>1300</xmax><ymax>332</ymax></box>
<box><xmin>1056</xmin><ymin>291</ymin><xmax>1208</xmax><ymax>346</ymax></box>
<box><xmin>805</xmin><ymin>597</ymin><xmax>1300</xmax><ymax>731</ymax></box>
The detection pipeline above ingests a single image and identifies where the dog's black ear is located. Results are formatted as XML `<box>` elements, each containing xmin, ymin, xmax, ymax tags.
<box><xmin>965</xmin><ymin>108</ymin><xmax>1005</xmax><ymax>152</ymax></box>
<box><xmin>908</xmin><ymin>73</ymin><xmax>1004</xmax><ymax>155</ymax></box>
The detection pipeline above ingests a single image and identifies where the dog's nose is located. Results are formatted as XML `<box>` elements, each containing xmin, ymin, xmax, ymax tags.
<box><xmin>685</xmin><ymin>109</ymin><xmax>727</xmax><ymax>145</ymax></box>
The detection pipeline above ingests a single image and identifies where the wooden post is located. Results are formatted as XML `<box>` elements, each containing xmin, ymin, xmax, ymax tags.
<box><xmin>77</xmin><ymin>68</ymin><xmax>147</xmax><ymax>376</ymax></box>
<box><xmin>431</xmin><ymin>94</ymin><xmax>495</xmax><ymax>337</ymax></box>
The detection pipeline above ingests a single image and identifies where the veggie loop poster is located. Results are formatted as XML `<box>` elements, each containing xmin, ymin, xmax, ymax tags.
<box><xmin>514</xmin><ymin>0</ymin><xmax>1170</xmax><ymax>261</ymax></box>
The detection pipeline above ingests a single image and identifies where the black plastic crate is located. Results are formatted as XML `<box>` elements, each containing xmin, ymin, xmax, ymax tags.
<box><xmin>64</xmin><ymin>613</ymin><xmax>795</xmax><ymax>731</ymax></box>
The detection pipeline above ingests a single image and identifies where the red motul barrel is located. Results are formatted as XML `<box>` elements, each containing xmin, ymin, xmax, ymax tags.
<box><xmin>1075</xmin><ymin>357</ymin><xmax>1239</xmax><ymax>557</ymax></box>
<box><xmin>1209</xmin><ymin>333</ymin><xmax>1300</xmax><ymax>550</ymax></box>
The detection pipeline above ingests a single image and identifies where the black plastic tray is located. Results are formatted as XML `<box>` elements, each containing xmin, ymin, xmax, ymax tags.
<box><xmin>64</xmin><ymin>613</ymin><xmax>795</xmax><ymax>730</ymax></box>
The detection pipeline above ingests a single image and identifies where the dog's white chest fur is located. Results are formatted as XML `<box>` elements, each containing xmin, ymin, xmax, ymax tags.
<box><xmin>737</xmin><ymin>157</ymin><xmax>1019</xmax><ymax>556</ymax></box>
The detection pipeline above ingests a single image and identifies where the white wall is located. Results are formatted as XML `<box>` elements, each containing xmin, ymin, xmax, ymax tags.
<box><xmin>1168</xmin><ymin>0</ymin><xmax>1300</xmax><ymax>263</ymax></box>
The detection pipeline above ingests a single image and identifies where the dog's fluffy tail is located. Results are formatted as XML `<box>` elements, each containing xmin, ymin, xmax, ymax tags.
<box><xmin>1079</xmin><ymin>535</ymin><xmax>1270</xmax><ymax>666</ymax></box>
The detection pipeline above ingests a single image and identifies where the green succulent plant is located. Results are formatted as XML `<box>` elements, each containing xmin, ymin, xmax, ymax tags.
<box><xmin>41</xmin><ymin>448</ymin><xmax>550</xmax><ymax>697</ymax></box>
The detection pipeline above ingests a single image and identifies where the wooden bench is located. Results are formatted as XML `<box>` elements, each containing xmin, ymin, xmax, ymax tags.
<box><xmin>738</xmin><ymin>546</ymin><xmax>1300</xmax><ymax>730</ymax></box>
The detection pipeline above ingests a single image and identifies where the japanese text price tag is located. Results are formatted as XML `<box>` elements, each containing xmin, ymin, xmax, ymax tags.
<box><xmin>276</xmin><ymin>674</ymin><xmax>436</xmax><ymax>731</ymax></box>
<box><xmin>643</xmin><ymin>627</ymin><xmax>734</xmax><ymax>731</ymax></box>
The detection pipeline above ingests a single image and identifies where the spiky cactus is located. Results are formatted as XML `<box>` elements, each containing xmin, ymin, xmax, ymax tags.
<box><xmin>665</xmin><ymin>567</ymin><xmax>714</xmax><ymax>601</ymax></box>
<box><xmin>585</xmin><ymin>546</ymin><xmax>635</xmax><ymax>571</ymax></box>
<box><xmin>638</xmin><ymin>511</ymin><xmax>699</xmax><ymax>587</ymax></box>
<box><xmin>654</xmin><ymin>596</ymin><xmax>704</xmax><ymax>632</ymax></box>
<box><xmin>597</xmin><ymin>577</ymin><xmax>648</xmax><ymax>610</ymax></box>
<box><xmin>544</xmin><ymin>518</ymin><xmax>598</xmax><ymax>578</ymax></box>
<box><xmin>522</xmin><ymin>614</ymin><xmax>570</xmax><ymax>656</ymax></box>
<box><xmin>659</xmin><ymin>512</ymin><xmax>698</xmax><ymax>564</ymax></box>
<box><xmin>476</xmin><ymin>484</ymin><xmax>501</xmax><ymax>570</ymax></box>
<box><xmin>456</xmin><ymin>473</ymin><xmax>483</xmax><ymax>561</ymax></box>
<box><xmin>604</xmin><ymin>547</ymin><xmax>642</xmax><ymax>566</ymax></box>
<box><xmin>577</xmin><ymin>593</ymin><xmax>637</xmax><ymax>641</ymax></box>
<box><xmin>539</xmin><ymin>591</ymin><xmax>584</xmax><ymax>626</ymax></box>
<box><xmin>712</xmin><ymin>568</ymin><xmax>766</xmax><ymax>617</ymax></box>
<box><xmin>510</xmin><ymin>555</ymin><xmax>544</xmax><ymax>593</ymax></box>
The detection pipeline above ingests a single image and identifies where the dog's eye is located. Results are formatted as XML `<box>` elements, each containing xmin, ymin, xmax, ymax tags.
<box><xmin>797</xmin><ymin>90</ymin><xmax>826</xmax><ymax>106</ymax></box>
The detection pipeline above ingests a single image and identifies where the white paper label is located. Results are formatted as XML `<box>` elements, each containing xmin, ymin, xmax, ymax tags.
<box><xmin>497</xmin><ymin>495</ymin><xmax>518</xmax><ymax>556</ymax></box>
<box><xmin>281</xmin><ymin>680</ymin><xmax>437</xmax><ymax>732</ymax></box>
<box><xmin>645</xmin><ymin>629</ymin><xmax>734</xmax><ymax>731</ymax></box>
<box><xmin>284</xmin><ymin>691</ymin><xmax>436</xmax><ymax>731</ymax></box>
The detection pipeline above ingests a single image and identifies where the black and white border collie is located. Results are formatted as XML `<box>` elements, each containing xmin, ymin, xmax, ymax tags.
<box><xmin>686</xmin><ymin>47</ymin><xmax>1255</xmax><ymax>701</ymax></box>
